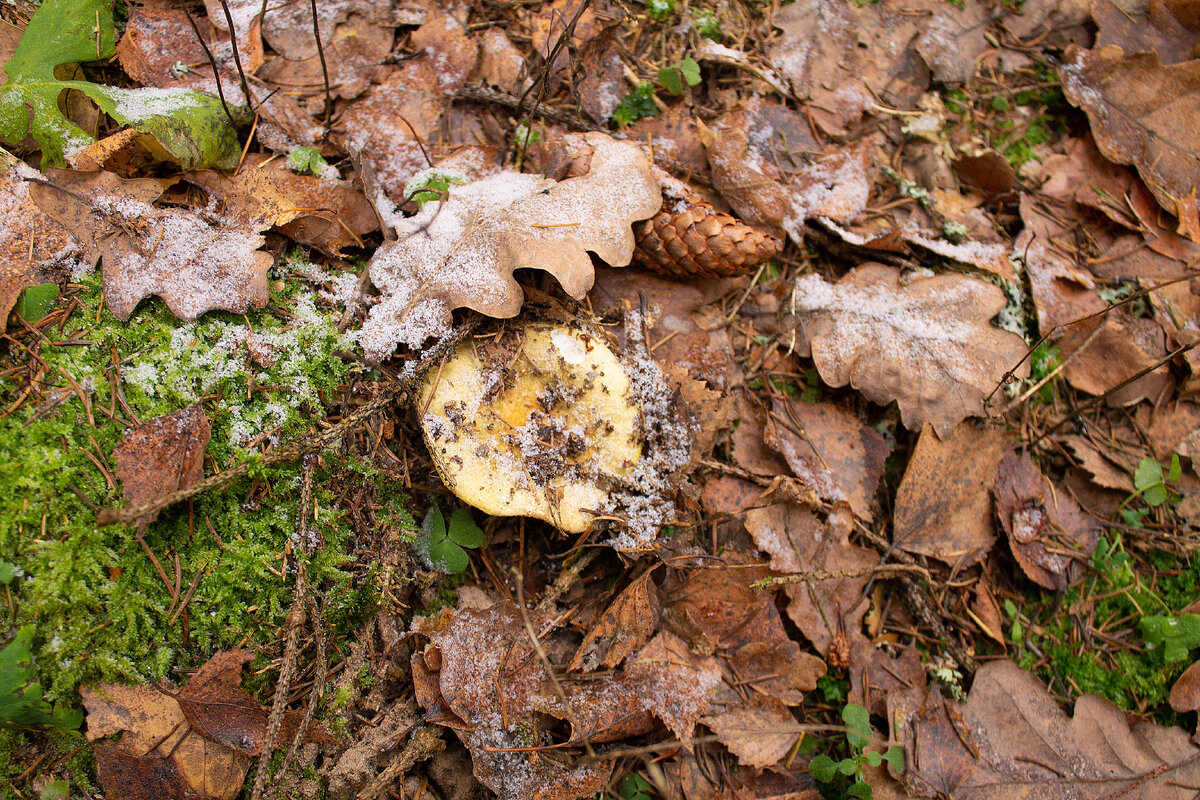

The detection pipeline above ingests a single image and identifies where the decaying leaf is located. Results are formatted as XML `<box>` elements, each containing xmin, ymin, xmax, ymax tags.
<box><xmin>569</xmin><ymin>569</ymin><xmax>659</xmax><ymax>672</ymax></box>
<box><xmin>892</xmin><ymin>423</ymin><xmax>1011</xmax><ymax>566</ymax></box>
<box><xmin>112</xmin><ymin>405</ymin><xmax>210</xmax><ymax>527</ymax></box>
<box><xmin>763</xmin><ymin>397</ymin><xmax>889</xmax><ymax>522</ymax></box>
<box><xmin>359</xmin><ymin>133</ymin><xmax>660</xmax><ymax>358</ymax></box>
<box><xmin>1060</xmin><ymin>36</ymin><xmax>1200</xmax><ymax>238</ymax></box>
<box><xmin>792</xmin><ymin>264</ymin><xmax>1030</xmax><ymax>437</ymax></box>
<box><xmin>883</xmin><ymin>658</ymin><xmax>1200</xmax><ymax>799</ymax></box>
<box><xmin>993</xmin><ymin>451</ymin><xmax>1099</xmax><ymax>590</ymax></box>
<box><xmin>419</xmin><ymin>322</ymin><xmax>642</xmax><ymax>534</ymax></box>
<box><xmin>187</xmin><ymin>153</ymin><xmax>379</xmax><ymax>256</ymax></box>
<box><xmin>415</xmin><ymin>600</ymin><xmax>722</xmax><ymax>800</ymax></box>
<box><xmin>0</xmin><ymin>151</ymin><xmax>79</xmax><ymax>329</ymax></box>
<box><xmin>28</xmin><ymin>168</ymin><xmax>271</xmax><ymax>321</ymax></box>
<box><xmin>745</xmin><ymin>502</ymin><xmax>876</xmax><ymax>656</ymax></box>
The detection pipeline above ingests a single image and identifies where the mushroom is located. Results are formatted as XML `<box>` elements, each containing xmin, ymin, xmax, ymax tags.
<box><xmin>418</xmin><ymin>323</ymin><xmax>642</xmax><ymax>532</ymax></box>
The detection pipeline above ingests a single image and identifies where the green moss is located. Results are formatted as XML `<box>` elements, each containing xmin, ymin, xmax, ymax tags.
<box><xmin>0</xmin><ymin>267</ymin><xmax>388</xmax><ymax>791</ymax></box>
<box><xmin>1008</xmin><ymin>536</ymin><xmax>1200</xmax><ymax>721</ymax></box>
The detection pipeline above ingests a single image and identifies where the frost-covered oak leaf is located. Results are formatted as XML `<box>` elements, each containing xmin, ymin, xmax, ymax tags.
<box><xmin>358</xmin><ymin>132</ymin><xmax>661</xmax><ymax>360</ymax></box>
<box><xmin>29</xmin><ymin>169</ymin><xmax>271</xmax><ymax>321</ymax></box>
<box><xmin>793</xmin><ymin>264</ymin><xmax>1029</xmax><ymax>437</ymax></box>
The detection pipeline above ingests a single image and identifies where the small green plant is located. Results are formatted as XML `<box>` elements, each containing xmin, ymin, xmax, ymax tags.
<box><xmin>693</xmin><ymin>9</ymin><xmax>722</xmax><ymax>39</ymax></box>
<box><xmin>646</xmin><ymin>0</ymin><xmax>676</xmax><ymax>21</ymax></box>
<box><xmin>611</xmin><ymin>82</ymin><xmax>659</xmax><ymax>127</ymax></box>
<box><xmin>808</xmin><ymin>704</ymin><xmax>902</xmax><ymax>799</ymax></box>
<box><xmin>607</xmin><ymin>773</ymin><xmax>655</xmax><ymax>800</ymax></box>
<box><xmin>12</xmin><ymin>284</ymin><xmax>59</xmax><ymax>324</ymax></box>
<box><xmin>1140</xmin><ymin>614</ymin><xmax>1200</xmax><ymax>663</ymax></box>
<box><xmin>417</xmin><ymin>507</ymin><xmax>485</xmax><ymax>574</ymax></box>
<box><xmin>1091</xmin><ymin>533</ymin><xmax>1134</xmax><ymax>586</ymax></box>
<box><xmin>1131</xmin><ymin>455</ymin><xmax>1182</xmax><ymax>508</ymax></box>
<box><xmin>1</xmin><ymin>626</ymin><xmax>82</xmax><ymax>731</ymax></box>
<box><xmin>513</xmin><ymin>123</ymin><xmax>541</xmax><ymax>148</ymax></box>
<box><xmin>657</xmin><ymin>57</ymin><xmax>701</xmax><ymax>95</ymax></box>
<box><xmin>286</xmin><ymin>146</ymin><xmax>331</xmax><ymax>176</ymax></box>
<box><xmin>404</xmin><ymin>171</ymin><xmax>470</xmax><ymax>209</ymax></box>
<box><xmin>1026</xmin><ymin>342</ymin><xmax>1062</xmax><ymax>404</ymax></box>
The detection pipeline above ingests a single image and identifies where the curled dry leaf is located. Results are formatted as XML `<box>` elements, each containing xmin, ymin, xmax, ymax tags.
<box><xmin>993</xmin><ymin>451</ymin><xmax>1099</xmax><ymax>590</ymax></box>
<box><xmin>28</xmin><ymin>169</ymin><xmax>271</xmax><ymax>321</ymax></box>
<box><xmin>792</xmin><ymin>264</ymin><xmax>1030</xmax><ymax>437</ymax></box>
<box><xmin>882</xmin><ymin>659</ymin><xmax>1200</xmax><ymax>799</ymax></box>
<box><xmin>892</xmin><ymin>423</ymin><xmax>1010</xmax><ymax>566</ymax></box>
<box><xmin>568</xmin><ymin>569</ymin><xmax>659</xmax><ymax>672</ymax></box>
<box><xmin>112</xmin><ymin>405</ymin><xmax>210</xmax><ymax>528</ymax></box>
<box><xmin>359</xmin><ymin>133</ymin><xmax>660</xmax><ymax>359</ymax></box>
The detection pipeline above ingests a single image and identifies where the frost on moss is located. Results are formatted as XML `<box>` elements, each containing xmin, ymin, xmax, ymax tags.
<box><xmin>0</xmin><ymin>269</ymin><xmax>372</xmax><ymax>740</ymax></box>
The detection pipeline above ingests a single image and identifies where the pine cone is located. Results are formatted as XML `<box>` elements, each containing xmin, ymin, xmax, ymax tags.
<box><xmin>634</xmin><ymin>195</ymin><xmax>781</xmax><ymax>279</ymax></box>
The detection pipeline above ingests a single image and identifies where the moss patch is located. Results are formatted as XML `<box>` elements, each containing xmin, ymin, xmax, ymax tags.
<box><xmin>0</xmin><ymin>264</ymin><xmax>386</xmax><ymax>792</ymax></box>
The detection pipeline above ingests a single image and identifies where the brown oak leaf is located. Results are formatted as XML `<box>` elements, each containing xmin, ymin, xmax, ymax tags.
<box><xmin>28</xmin><ymin>169</ymin><xmax>271</xmax><ymax>321</ymax></box>
<box><xmin>358</xmin><ymin>132</ymin><xmax>660</xmax><ymax>360</ymax></box>
<box><xmin>792</xmin><ymin>264</ymin><xmax>1030</xmax><ymax>437</ymax></box>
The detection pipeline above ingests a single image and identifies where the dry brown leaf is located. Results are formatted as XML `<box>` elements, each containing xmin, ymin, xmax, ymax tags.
<box><xmin>0</xmin><ymin>154</ymin><xmax>78</xmax><ymax>330</ymax></box>
<box><xmin>568</xmin><ymin>569</ymin><xmax>660</xmax><ymax>672</ymax></box>
<box><xmin>731</xmin><ymin>395</ymin><xmax>791</xmax><ymax>478</ymax></box>
<box><xmin>187</xmin><ymin>154</ymin><xmax>378</xmax><ymax>256</ymax></box>
<box><xmin>698</xmin><ymin>118</ymin><xmax>791</xmax><ymax>239</ymax></box>
<box><xmin>257</xmin><ymin>11</ymin><xmax>393</xmax><ymax>103</ymax></box>
<box><xmin>664</xmin><ymin>558</ymin><xmax>826</xmax><ymax>705</ymax></box>
<box><xmin>1147</xmin><ymin>402</ymin><xmax>1200</xmax><ymax>460</ymax></box>
<box><xmin>1170</xmin><ymin>659</ymin><xmax>1200</xmax><ymax>714</ymax></box>
<box><xmin>745</xmin><ymin>503</ymin><xmax>875</xmax><ymax>656</ymax></box>
<box><xmin>881</xmin><ymin>658</ymin><xmax>1200</xmax><ymax>799</ymax></box>
<box><xmin>201</xmin><ymin>0</ymin><xmax>263</xmax><ymax>74</ymax></box>
<box><xmin>613</xmin><ymin>631</ymin><xmax>722</xmax><ymax>741</ymax></box>
<box><xmin>792</xmin><ymin>264</ymin><xmax>1030</xmax><ymax>437</ymax></box>
<box><xmin>1060</xmin><ymin>434</ymin><xmax>1136</xmax><ymax>492</ymax></box>
<box><xmin>1059</xmin><ymin>310</ymin><xmax>1174</xmax><ymax>405</ymax></box>
<box><xmin>1060</xmin><ymin>43</ymin><xmax>1200</xmax><ymax>239</ymax></box>
<box><xmin>767</xmin><ymin>0</ymin><xmax>932</xmax><ymax>135</ymax></box>
<box><xmin>1015</xmin><ymin>191</ymin><xmax>1103</xmax><ymax>332</ymax></box>
<box><xmin>29</xmin><ymin>169</ymin><xmax>271</xmax><ymax>321</ymax></box>
<box><xmin>81</xmin><ymin>650</ymin><xmax>274</xmax><ymax>800</ymax></box>
<box><xmin>764</xmin><ymin>397</ymin><xmax>889</xmax><ymax>522</ymax></box>
<box><xmin>358</xmin><ymin>133</ymin><xmax>660</xmax><ymax>359</ymax></box>
<box><xmin>993</xmin><ymin>451</ymin><xmax>1100</xmax><ymax>590</ymax></box>
<box><xmin>893</xmin><ymin>423</ymin><xmax>1011</xmax><ymax>566</ymax></box>
<box><xmin>700</xmin><ymin>687</ymin><xmax>798</xmax><ymax>769</ymax></box>
<box><xmin>260</xmin><ymin>0</ymin><xmax>396</xmax><ymax>62</ymax></box>
<box><xmin>112</xmin><ymin>405</ymin><xmax>210</xmax><ymax>527</ymax></box>
<box><xmin>475</xmin><ymin>27</ymin><xmax>527</xmax><ymax>93</ymax></box>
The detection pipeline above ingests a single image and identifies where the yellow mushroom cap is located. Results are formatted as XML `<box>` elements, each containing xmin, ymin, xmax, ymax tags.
<box><xmin>418</xmin><ymin>323</ymin><xmax>642</xmax><ymax>533</ymax></box>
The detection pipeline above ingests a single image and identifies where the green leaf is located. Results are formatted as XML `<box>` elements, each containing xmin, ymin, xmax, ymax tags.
<box><xmin>1134</xmin><ymin>458</ymin><xmax>1164</xmax><ymax>491</ymax></box>
<box><xmin>843</xmin><ymin>703</ymin><xmax>872</xmax><ymax>748</ymax></box>
<box><xmin>1144</xmin><ymin>483</ymin><xmax>1168</xmax><ymax>507</ymax></box>
<box><xmin>847</xmin><ymin>780</ymin><xmax>874</xmax><ymax>799</ymax></box>
<box><xmin>13</xmin><ymin>283</ymin><xmax>59</xmax><ymax>322</ymax></box>
<box><xmin>1</xmin><ymin>626</ymin><xmax>82</xmax><ymax>730</ymax></box>
<box><xmin>40</xmin><ymin>781</ymin><xmax>70</xmax><ymax>800</ymax></box>
<box><xmin>422</xmin><ymin>507</ymin><xmax>447</xmax><ymax>544</ymax></box>
<box><xmin>447</xmin><ymin>507</ymin><xmax>485</xmax><ymax>549</ymax></box>
<box><xmin>883</xmin><ymin>745</ymin><xmax>905</xmax><ymax>772</ymax></box>
<box><xmin>837</xmin><ymin>757</ymin><xmax>860</xmax><ymax>775</ymax></box>
<box><xmin>808</xmin><ymin>754</ymin><xmax>837</xmax><ymax>783</ymax></box>
<box><xmin>287</xmin><ymin>146</ymin><xmax>329</xmax><ymax>176</ymax></box>
<box><xmin>425</xmin><ymin>537</ymin><xmax>469</xmax><ymax>574</ymax></box>
<box><xmin>0</xmin><ymin>0</ymin><xmax>242</xmax><ymax>168</ymax></box>
<box><xmin>0</xmin><ymin>560</ymin><xmax>16</xmax><ymax>584</ymax></box>
<box><xmin>657</xmin><ymin>66</ymin><xmax>683</xmax><ymax>95</ymax></box>
<box><xmin>1140</xmin><ymin>614</ymin><xmax>1200</xmax><ymax>662</ymax></box>
<box><xmin>678</xmin><ymin>56</ymin><xmax>701</xmax><ymax>86</ymax></box>
<box><xmin>864</xmin><ymin>750</ymin><xmax>883</xmax><ymax>767</ymax></box>
<box><xmin>1168</xmin><ymin>453</ymin><xmax>1182</xmax><ymax>483</ymax></box>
